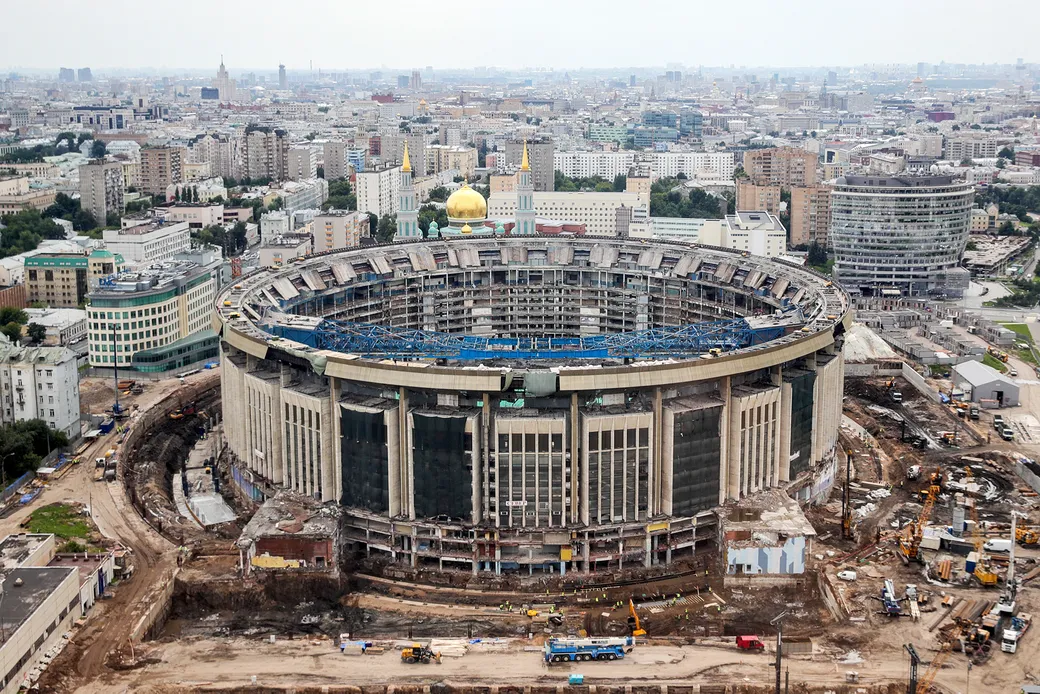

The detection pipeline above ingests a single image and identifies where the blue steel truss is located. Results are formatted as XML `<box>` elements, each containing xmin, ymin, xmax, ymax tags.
<box><xmin>292</xmin><ymin>317</ymin><xmax>784</xmax><ymax>361</ymax></box>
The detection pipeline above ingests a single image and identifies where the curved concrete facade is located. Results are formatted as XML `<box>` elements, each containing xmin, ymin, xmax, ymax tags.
<box><xmin>215</xmin><ymin>237</ymin><xmax>851</xmax><ymax>574</ymax></box>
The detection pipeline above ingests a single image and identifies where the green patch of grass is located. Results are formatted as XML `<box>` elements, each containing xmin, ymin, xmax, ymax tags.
<box><xmin>928</xmin><ymin>364</ymin><xmax>949</xmax><ymax>377</ymax></box>
<box><xmin>1017</xmin><ymin>348</ymin><xmax>1038</xmax><ymax>366</ymax></box>
<box><xmin>26</xmin><ymin>503</ymin><xmax>91</xmax><ymax>539</ymax></box>
<box><xmin>982</xmin><ymin>353</ymin><xmax>1008</xmax><ymax>373</ymax></box>
<box><xmin>1000</xmin><ymin>323</ymin><xmax>1035</xmax><ymax>344</ymax></box>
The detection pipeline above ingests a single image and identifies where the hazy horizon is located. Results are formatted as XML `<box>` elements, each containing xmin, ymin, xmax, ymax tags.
<box><xmin>3</xmin><ymin>0</ymin><xmax>1039</xmax><ymax>73</ymax></box>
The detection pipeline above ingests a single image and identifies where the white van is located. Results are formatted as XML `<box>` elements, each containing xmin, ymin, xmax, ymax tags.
<box><xmin>984</xmin><ymin>538</ymin><xmax>1013</xmax><ymax>553</ymax></box>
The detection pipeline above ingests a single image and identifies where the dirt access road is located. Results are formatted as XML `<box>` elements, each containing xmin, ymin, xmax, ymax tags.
<box><xmin>73</xmin><ymin>634</ymin><xmax>1033</xmax><ymax>693</ymax></box>
<box><xmin>6</xmin><ymin>375</ymin><xmax>206</xmax><ymax>689</ymax></box>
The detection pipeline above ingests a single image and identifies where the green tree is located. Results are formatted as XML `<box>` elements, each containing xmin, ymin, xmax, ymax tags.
<box><xmin>268</xmin><ymin>196</ymin><xmax>283</xmax><ymax>211</ymax></box>
<box><xmin>648</xmin><ymin>178</ymin><xmax>722</xmax><ymax>219</ymax></box>
<box><xmin>26</xmin><ymin>323</ymin><xmax>46</xmax><ymax>344</ymax></box>
<box><xmin>807</xmin><ymin>242</ymin><xmax>828</xmax><ymax>267</ymax></box>
<box><xmin>418</xmin><ymin>204</ymin><xmax>449</xmax><ymax>234</ymax></box>
<box><xmin>998</xmin><ymin>146</ymin><xmax>1015</xmax><ymax>160</ymax></box>
<box><xmin>105</xmin><ymin>212</ymin><xmax>120</xmax><ymax>227</ymax></box>
<box><xmin>323</xmin><ymin>180</ymin><xmax>355</xmax><ymax>210</ymax></box>
<box><xmin>612</xmin><ymin>174</ymin><xmax>627</xmax><ymax>192</ymax></box>
<box><xmin>90</xmin><ymin>140</ymin><xmax>107</xmax><ymax>158</ymax></box>
<box><xmin>0</xmin><ymin>210</ymin><xmax>66</xmax><ymax>258</ymax></box>
<box><xmin>367</xmin><ymin>213</ymin><xmax>379</xmax><ymax>238</ymax></box>
<box><xmin>0</xmin><ymin>323</ymin><xmax>22</xmax><ymax>344</ymax></box>
<box><xmin>0</xmin><ymin>308</ymin><xmax>29</xmax><ymax>326</ymax></box>
<box><xmin>428</xmin><ymin>187</ymin><xmax>449</xmax><ymax>202</ymax></box>
<box><xmin>0</xmin><ymin>420</ymin><xmax>70</xmax><ymax>479</ymax></box>
<box><xmin>317</xmin><ymin>166</ymin><xmax>325</xmax><ymax>179</ymax></box>
<box><xmin>375</xmin><ymin>214</ymin><xmax>397</xmax><ymax>243</ymax></box>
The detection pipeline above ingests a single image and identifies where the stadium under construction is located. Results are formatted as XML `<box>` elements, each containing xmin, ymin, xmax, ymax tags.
<box><xmin>215</xmin><ymin>236</ymin><xmax>850</xmax><ymax>575</ymax></box>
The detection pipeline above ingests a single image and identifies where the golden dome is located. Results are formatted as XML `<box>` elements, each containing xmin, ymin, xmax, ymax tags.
<box><xmin>446</xmin><ymin>183</ymin><xmax>487</xmax><ymax>221</ymax></box>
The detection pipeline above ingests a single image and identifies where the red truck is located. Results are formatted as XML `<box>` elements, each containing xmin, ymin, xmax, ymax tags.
<box><xmin>736</xmin><ymin>635</ymin><xmax>765</xmax><ymax>651</ymax></box>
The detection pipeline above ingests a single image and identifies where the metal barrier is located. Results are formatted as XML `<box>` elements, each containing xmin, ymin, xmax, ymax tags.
<box><xmin>0</xmin><ymin>470</ymin><xmax>34</xmax><ymax>503</ymax></box>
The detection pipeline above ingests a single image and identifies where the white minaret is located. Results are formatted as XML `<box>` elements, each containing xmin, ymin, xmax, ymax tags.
<box><xmin>397</xmin><ymin>142</ymin><xmax>419</xmax><ymax>238</ymax></box>
<box><xmin>515</xmin><ymin>141</ymin><xmax>535</xmax><ymax>235</ymax></box>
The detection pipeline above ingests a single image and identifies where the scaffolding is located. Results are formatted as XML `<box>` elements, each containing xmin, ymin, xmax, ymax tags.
<box><xmin>305</xmin><ymin>317</ymin><xmax>783</xmax><ymax>361</ymax></box>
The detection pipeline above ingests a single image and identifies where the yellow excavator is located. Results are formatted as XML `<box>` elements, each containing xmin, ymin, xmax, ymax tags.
<box><xmin>628</xmin><ymin>599</ymin><xmax>647</xmax><ymax>637</ymax></box>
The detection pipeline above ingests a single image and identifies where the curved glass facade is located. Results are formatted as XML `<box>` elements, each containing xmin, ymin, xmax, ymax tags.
<box><xmin>831</xmin><ymin>175</ymin><xmax>973</xmax><ymax>297</ymax></box>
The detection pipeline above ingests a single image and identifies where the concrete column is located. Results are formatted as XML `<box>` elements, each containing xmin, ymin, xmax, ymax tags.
<box><xmin>570</xmin><ymin>392</ymin><xmax>580</xmax><ymax>524</ymax></box>
<box><xmin>652</xmin><ymin>387</ymin><xmax>662</xmax><ymax>515</ymax></box>
<box><xmin>482</xmin><ymin>393</ymin><xmax>491</xmax><ymax>524</ymax></box>
<box><xmin>399</xmin><ymin>387</ymin><xmax>412</xmax><ymax>520</ymax></box>
<box><xmin>719</xmin><ymin>376</ymin><xmax>732</xmax><ymax>504</ymax></box>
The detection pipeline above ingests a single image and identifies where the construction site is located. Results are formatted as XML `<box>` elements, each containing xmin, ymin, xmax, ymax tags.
<box><xmin>10</xmin><ymin>245</ymin><xmax>1040</xmax><ymax>693</ymax></box>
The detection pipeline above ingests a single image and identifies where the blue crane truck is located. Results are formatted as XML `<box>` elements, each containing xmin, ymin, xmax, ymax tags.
<box><xmin>543</xmin><ymin>637</ymin><xmax>633</xmax><ymax>664</ymax></box>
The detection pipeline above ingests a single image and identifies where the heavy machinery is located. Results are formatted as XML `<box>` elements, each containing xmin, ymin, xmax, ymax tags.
<box><xmin>1016</xmin><ymin>527</ymin><xmax>1038</xmax><ymax>546</ymax></box>
<box><xmin>968</xmin><ymin>500</ymin><xmax>999</xmax><ymax>587</ymax></box>
<box><xmin>901</xmin><ymin>482</ymin><xmax>940</xmax><ymax>562</ymax></box>
<box><xmin>627</xmin><ymin>599</ymin><xmax>646</xmax><ymax>637</ymax></box>
<box><xmin>915</xmin><ymin>623</ymin><xmax>965</xmax><ymax>694</ymax></box>
<box><xmin>988</xmin><ymin>347</ymin><xmax>1009</xmax><ymax>363</ymax></box>
<box><xmin>401</xmin><ymin>644</ymin><xmax>441</xmax><ymax>664</ymax></box>
<box><xmin>544</xmin><ymin>637</ymin><xmax>632</xmax><ymax>664</ymax></box>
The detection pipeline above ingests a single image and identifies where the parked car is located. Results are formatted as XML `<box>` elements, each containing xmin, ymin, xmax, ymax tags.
<box><xmin>837</xmin><ymin>570</ymin><xmax>858</xmax><ymax>581</ymax></box>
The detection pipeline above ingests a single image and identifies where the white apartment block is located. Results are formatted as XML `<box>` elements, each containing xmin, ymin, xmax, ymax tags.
<box><xmin>356</xmin><ymin>166</ymin><xmax>401</xmax><ymax>218</ymax></box>
<box><xmin>554</xmin><ymin>151</ymin><xmax>636</xmax><ymax>180</ymax></box>
<box><xmin>488</xmin><ymin>191</ymin><xmax>648</xmax><ymax>237</ymax></box>
<box><xmin>650</xmin><ymin>152</ymin><xmax>735</xmax><ymax>180</ymax></box>
<box><xmin>944</xmin><ymin>137</ymin><xmax>1000</xmax><ymax>161</ymax></box>
<box><xmin>646</xmin><ymin>213</ymin><xmax>785</xmax><ymax>257</ymax></box>
<box><xmin>0</xmin><ymin>345</ymin><xmax>81</xmax><ymax>439</ymax></box>
<box><xmin>553</xmin><ymin>151</ymin><xmax>735</xmax><ymax>182</ymax></box>
<box><xmin>102</xmin><ymin>220</ymin><xmax>191</xmax><ymax>264</ymax></box>
<box><xmin>261</xmin><ymin>211</ymin><xmax>291</xmax><ymax>245</ymax></box>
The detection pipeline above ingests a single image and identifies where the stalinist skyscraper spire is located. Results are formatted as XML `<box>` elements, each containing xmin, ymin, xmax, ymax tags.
<box><xmin>396</xmin><ymin>142</ymin><xmax>419</xmax><ymax>239</ymax></box>
<box><xmin>515</xmin><ymin>141</ymin><xmax>535</xmax><ymax>235</ymax></box>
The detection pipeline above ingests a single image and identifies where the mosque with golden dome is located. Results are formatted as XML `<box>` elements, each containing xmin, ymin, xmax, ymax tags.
<box><xmin>395</xmin><ymin>141</ymin><xmax>557</xmax><ymax>239</ymax></box>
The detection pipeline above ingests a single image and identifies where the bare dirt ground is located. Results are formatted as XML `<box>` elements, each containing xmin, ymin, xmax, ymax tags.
<box><xmin>69</xmin><ymin>628</ymin><xmax>1039</xmax><ymax>694</ymax></box>
<box><xmin>2</xmin><ymin>374</ymin><xmax>216</xmax><ymax>692</ymax></box>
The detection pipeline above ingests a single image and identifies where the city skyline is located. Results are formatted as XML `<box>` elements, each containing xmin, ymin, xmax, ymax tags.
<box><xmin>3</xmin><ymin>0</ymin><xmax>1039</xmax><ymax>72</ymax></box>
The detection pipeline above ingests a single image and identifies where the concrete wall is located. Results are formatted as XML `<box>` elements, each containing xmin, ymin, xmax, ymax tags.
<box><xmin>726</xmin><ymin>535</ymin><xmax>807</xmax><ymax>575</ymax></box>
<box><xmin>900</xmin><ymin>362</ymin><xmax>941</xmax><ymax>403</ymax></box>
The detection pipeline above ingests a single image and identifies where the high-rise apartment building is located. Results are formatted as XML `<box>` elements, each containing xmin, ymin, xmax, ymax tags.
<box><xmin>278</xmin><ymin>64</ymin><xmax>288</xmax><ymax>90</ymax></box>
<box><xmin>356</xmin><ymin>166</ymin><xmax>400</xmax><ymax>218</ymax></box>
<box><xmin>831</xmin><ymin>175</ymin><xmax>973</xmax><ymax>297</ymax></box>
<box><xmin>425</xmin><ymin>145</ymin><xmax>477</xmax><ymax>180</ymax></box>
<box><xmin>312</xmin><ymin>210</ymin><xmax>369</xmax><ymax>252</ymax></box>
<box><xmin>139</xmin><ymin>146</ymin><xmax>186</xmax><ymax>196</ymax></box>
<box><xmin>287</xmin><ymin>147</ymin><xmax>316</xmax><ymax>180</ymax></box>
<box><xmin>78</xmin><ymin>160</ymin><xmax>124</xmax><ymax>225</ymax></box>
<box><xmin>77</xmin><ymin>68</ymin><xmax>92</xmax><ymax>82</ymax></box>
<box><xmin>243</xmin><ymin>129</ymin><xmax>290</xmax><ymax>181</ymax></box>
<box><xmin>743</xmin><ymin>147</ymin><xmax>818</xmax><ymax>187</ymax></box>
<box><xmin>789</xmin><ymin>185</ymin><xmax>833</xmax><ymax>247</ymax></box>
<box><xmin>504</xmin><ymin>139</ymin><xmax>554</xmax><ymax>191</ymax></box>
<box><xmin>735</xmin><ymin>181</ymin><xmax>781</xmax><ymax>216</ymax></box>
<box><xmin>188</xmin><ymin>133</ymin><xmax>242</xmax><ymax>180</ymax></box>
<box><xmin>323</xmin><ymin>141</ymin><xmax>351</xmax><ymax>181</ymax></box>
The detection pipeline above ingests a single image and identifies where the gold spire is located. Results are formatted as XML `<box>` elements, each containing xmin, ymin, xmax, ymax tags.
<box><xmin>401</xmin><ymin>141</ymin><xmax>411</xmax><ymax>173</ymax></box>
<box><xmin>520</xmin><ymin>140</ymin><xmax>530</xmax><ymax>171</ymax></box>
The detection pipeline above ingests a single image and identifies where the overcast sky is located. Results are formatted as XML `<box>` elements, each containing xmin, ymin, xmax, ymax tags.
<box><xmin>3</xmin><ymin>0</ymin><xmax>1038</xmax><ymax>73</ymax></box>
